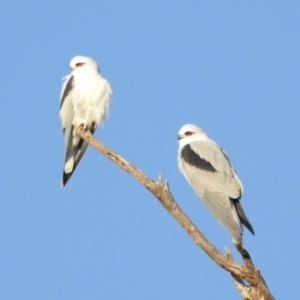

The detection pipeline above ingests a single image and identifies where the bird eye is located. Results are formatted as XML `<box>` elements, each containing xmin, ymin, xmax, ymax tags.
<box><xmin>185</xmin><ymin>131</ymin><xmax>193</xmax><ymax>136</ymax></box>
<box><xmin>75</xmin><ymin>62</ymin><xmax>85</xmax><ymax>67</ymax></box>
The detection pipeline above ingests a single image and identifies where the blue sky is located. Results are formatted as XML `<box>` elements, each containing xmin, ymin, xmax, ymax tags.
<box><xmin>1</xmin><ymin>1</ymin><xmax>299</xmax><ymax>299</ymax></box>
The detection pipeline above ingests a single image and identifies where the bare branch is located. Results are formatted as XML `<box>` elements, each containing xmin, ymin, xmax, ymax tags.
<box><xmin>226</xmin><ymin>247</ymin><xmax>269</xmax><ymax>300</ymax></box>
<box><xmin>76</xmin><ymin>127</ymin><xmax>274</xmax><ymax>300</ymax></box>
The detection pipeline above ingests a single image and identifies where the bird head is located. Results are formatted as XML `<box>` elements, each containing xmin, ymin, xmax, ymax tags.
<box><xmin>69</xmin><ymin>56</ymin><xmax>99</xmax><ymax>72</ymax></box>
<box><xmin>177</xmin><ymin>124</ymin><xmax>208</xmax><ymax>145</ymax></box>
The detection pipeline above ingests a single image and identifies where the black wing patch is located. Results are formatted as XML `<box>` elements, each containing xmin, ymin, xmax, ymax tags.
<box><xmin>181</xmin><ymin>144</ymin><xmax>217</xmax><ymax>172</ymax></box>
<box><xmin>60</xmin><ymin>75</ymin><xmax>74</xmax><ymax>109</ymax></box>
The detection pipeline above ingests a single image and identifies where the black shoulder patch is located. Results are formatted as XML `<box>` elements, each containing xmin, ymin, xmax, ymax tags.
<box><xmin>181</xmin><ymin>144</ymin><xmax>216</xmax><ymax>172</ymax></box>
<box><xmin>60</xmin><ymin>75</ymin><xmax>74</xmax><ymax>108</ymax></box>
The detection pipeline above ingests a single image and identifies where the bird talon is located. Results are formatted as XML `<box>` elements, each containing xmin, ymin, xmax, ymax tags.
<box><xmin>78</xmin><ymin>123</ymin><xmax>88</xmax><ymax>131</ymax></box>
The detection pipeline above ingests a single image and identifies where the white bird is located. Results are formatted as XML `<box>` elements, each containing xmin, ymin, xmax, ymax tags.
<box><xmin>59</xmin><ymin>56</ymin><xmax>112</xmax><ymax>187</ymax></box>
<box><xmin>177</xmin><ymin>124</ymin><xmax>254</xmax><ymax>244</ymax></box>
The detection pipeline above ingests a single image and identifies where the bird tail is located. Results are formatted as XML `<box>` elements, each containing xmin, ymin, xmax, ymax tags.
<box><xmin>60</xmin><ymin>125</ymin><xmax>96</xmax><ymax>188</ymax></box>
<box><xmin>233</xmin><ymin>200</ymin><xmax>255</xmax><ymax>235</ymax></box>
<box><xmin>61</xmin><ymin>139</ymin><xmax>89</xmax><ymax>187</ymax></box>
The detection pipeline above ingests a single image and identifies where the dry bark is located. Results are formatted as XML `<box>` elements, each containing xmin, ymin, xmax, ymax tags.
<box><xmin>76</xmin><ymin>127</ymin><xmax>274</xmax><ymax>300</ymax></box>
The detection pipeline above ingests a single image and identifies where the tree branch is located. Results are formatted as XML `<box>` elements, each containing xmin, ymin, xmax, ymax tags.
<box><xmin>76</xmin><ymin>127</ymin><xmax>274</xmax><ymax>300</ymax></box>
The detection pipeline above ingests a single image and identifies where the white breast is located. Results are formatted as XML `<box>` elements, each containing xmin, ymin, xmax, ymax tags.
<box><xmin>72</xmin><ymin>69</ymin><xmax>112</xmax><ymax>127</ymax></box>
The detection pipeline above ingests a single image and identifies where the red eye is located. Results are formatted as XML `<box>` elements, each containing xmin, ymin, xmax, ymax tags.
<box><xmin>76</xmin><ymin>62</ymin><xmax>85</xmax><ymax>67</ymax></box>
<box><xmin>185</xmin><ymin>131</ymin><xmax>193</xmax><ymax>136</ymax></box>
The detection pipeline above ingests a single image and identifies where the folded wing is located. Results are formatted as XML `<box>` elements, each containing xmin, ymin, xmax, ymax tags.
<box><xmin>179</xmin><ymin>140</ymin><xmax>251</xmax><ymax>243</ymax></box>
<box><xmin>59</xmin><ymin>75</ymin><xmax>94</xmax><ymax>187</ymax></box>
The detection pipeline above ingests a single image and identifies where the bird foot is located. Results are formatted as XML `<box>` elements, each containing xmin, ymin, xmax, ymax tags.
<box><xmin>78</xmin><ymin>123</ymin><xmax>88</xmax><ymax>131</ymax></box>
